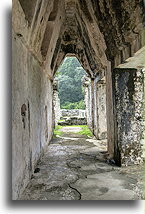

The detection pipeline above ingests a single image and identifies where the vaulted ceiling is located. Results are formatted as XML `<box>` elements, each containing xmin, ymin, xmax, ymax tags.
<box><xmin>13</xmin><ymin>0</ymin><xmax>143</xmax><ymax>78</ymax></box>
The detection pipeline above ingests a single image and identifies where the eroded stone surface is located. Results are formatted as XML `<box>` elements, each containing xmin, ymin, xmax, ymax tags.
<box><xmin>20</xmin><ymin>128</ymin><xmax>143</xmax><ymax>200</ymax></box>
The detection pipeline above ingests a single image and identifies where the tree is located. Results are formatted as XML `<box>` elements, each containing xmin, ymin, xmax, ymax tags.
<box><xmin>56</xmin><ymin>57</ymin><xmax>86</xmax><ymax>109</ymax></box>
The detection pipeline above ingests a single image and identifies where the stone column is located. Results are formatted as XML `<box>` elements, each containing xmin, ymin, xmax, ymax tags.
<box><xmin>83</xmin><ymin>75</ymin><xmax>107</xmax><ymax>139</ymax></box>
<box><xmin>106</xmin><ymin>61</ymin><xmax>115</xmax><ymax>158</ymax></box>
<box><xmin>113</xmin><ymin>67</ymin><xmax>144</xmax><ymax>166</ymax></box>
<box><xmin>83</xmin><ymin>76</ymin><xmax>93</xmax><ymax>130</ymax></box>
<box><xmin>91</xmin><ymin>78</ymin><xmax>95</xmax><ymax>133</ymax></box>
<box><xmin>52</xmin><ymin>80</ymin><xmax>61</xmax><ymax>127</ymax></box>
<box><xmin>95</xmin><ymin>78</ymin><xmax>107</xmax><ymax>140</ymax></box>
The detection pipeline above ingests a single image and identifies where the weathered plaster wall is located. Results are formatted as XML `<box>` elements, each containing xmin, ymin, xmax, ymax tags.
<box><xmin>12</xmin><ymin>31</ymin><xmax>53</xmax><ymax>199</ymax></box>
<box><xmin>12</xmin><ymin>0</ymin><xmax>65</xmax><ymax>199</ymax></box>
<box><xmin>112</xmin><ymin>49</ymin><xmax>144</xmax><ymax>166</ymax></box>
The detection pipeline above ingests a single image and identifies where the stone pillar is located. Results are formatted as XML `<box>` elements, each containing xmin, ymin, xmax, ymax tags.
<box><xmin>53</xmin><ymin>80</ymin><xmax>61</xmax><ymax>127</ymax></box>
<box><xmin>113</xmin><ymin>68</ymin><xmax>144</xmax><ymax>166</ymax></box>
<box><xmin>83</xmin><ymin>75</ymin><xmax>107</xmax><ymax>139</ymax></box>
<box><xmin>83</xmin><ymin>76</ymin><xmax>93</xmax><ymax>130</ymax></box>
<box><xmin>91</xmin><ymin>79</ymin><xmax>95</xmax><ymax>133</ymax></box>
<box><xmin>106</xmin><ymin>61</ymin><xmax>115</xmax><ymax>158</ymax></box>
<box><xmin>95</xmin><ymin>78</ymin><xmax>107</xmax><ymax>139</ymax></box>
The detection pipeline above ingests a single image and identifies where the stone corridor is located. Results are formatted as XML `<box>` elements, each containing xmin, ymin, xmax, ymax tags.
<box><xmin>12</xmin><ymin>0</ymin><xmax>144</xmax><ymax>200</ymax></box>
<box><xmin>20</xmin><ymin>127</ymin><xmax>143</xmax><ymax>200</ymax></box>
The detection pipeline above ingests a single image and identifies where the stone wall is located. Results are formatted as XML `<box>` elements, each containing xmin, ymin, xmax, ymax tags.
<box><xmin>12</xmin><ymin>30</ymin><xmax>53</xmax><ymax>199</ymax></box>
<box><xmin>112</xmin><ymin>49</ymin><xmax>144</xmax><ymax>166</ymax></box>
<box><xmin>59</xmin><ymin>117</ymin><xmax>87</xmax><ymax>126</ymax></box>
<box><xmin>59</xmin><ymin>109</ymin><xmax>87</xmax><ymax>125</ymax></box>
<box><xmin>12</xmin><ymin>0</ymin><xmax>65</xmax><ymax>199</ymax></box>
<box><xmin>61</xmin><ymin>109</ymin><xmax>86</xmax><ymax>118</ymax></box>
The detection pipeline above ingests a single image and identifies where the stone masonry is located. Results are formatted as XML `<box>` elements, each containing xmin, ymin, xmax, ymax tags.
<box><xmin>61</xmin><ymin>109</ymin><xmax>86</xmax><ymax>118</ymax></box>
<box><xmin>59</xmin><ymin>109</ymin><xmax>87</xmax><ymax>126</ymax></box>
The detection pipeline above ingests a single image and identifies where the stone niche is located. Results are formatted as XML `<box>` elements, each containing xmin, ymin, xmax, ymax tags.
<box><xmin>113</xmin><ymin>66</ymin><xmax>144</xmax><ymax>166</ymax></box>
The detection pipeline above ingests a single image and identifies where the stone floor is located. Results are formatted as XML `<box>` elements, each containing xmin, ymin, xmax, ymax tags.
<box><xmin>20</xmin><ymin>127</ymin><xmax>143</xmax><ymax>200</ymax></box>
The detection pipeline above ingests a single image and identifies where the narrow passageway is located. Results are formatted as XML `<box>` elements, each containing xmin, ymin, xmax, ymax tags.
<box><xmin>20</xmin><ymin>126</ymin><xmax>143</xmax><ymax>200</ymax></box>
<box><xmin>12</xmin><ymin>0</ymin><xmax>144</xmax><ymax>200</ymax></box>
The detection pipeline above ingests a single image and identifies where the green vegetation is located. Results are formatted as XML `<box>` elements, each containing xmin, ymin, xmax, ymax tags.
<box><xmin>59</xmin><ymin>119</ymin><xmax>65</xmax><ymax>122</ymax></box>
<box><xmin>53</xmin><ymin>125</ymin><xmax>63</xmax><ymax>137</ymax></box>
<box><xmin>53</xmin><ymin>125</ymin><xmax>93</xmax><ymax>137</ymax></box>
<box><xmin>61</xmin><ymin>100</ymin><xmax>85</xmax><ymax>110</ymax></box>
<box><xmin>56</xmin><ymin>57</ymin><xmax>86</xmax><ymax>109</ymax></box>
<box><xmin>77</xmin><ymin>125</ymin><xmax>93</xmax><ymax>137</ymax></box>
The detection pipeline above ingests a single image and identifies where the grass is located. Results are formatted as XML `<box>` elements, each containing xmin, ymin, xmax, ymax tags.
<box><xmin>53</xmin><ymin>125</ymin><xmax>63</xmax><ymax>137</ymax></box>
<box><xmin>59</xmin><ymin>119</ymin><xmax>65</xmax><ymax>122</ymax></box>
<box><xmin>53</xmin><ymin>124</ymin><xmax>93</xmax><ymax>137</ymax></box>
<box><xmin>77</xmin><ymin>125</ymin><xmax>93</xmax><ymax>137</ymax></box>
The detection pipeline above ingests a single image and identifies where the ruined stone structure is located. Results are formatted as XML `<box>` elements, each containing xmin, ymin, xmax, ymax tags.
<box><xmin>12</xmin><ymin>0</ymin><xmax>144</xmax><ymax>199</ymax></box>
<box><xmin>61</xmin><ymin>109</ymin><xmax>86</xmax><ymax>118</ymax></box>
<box><xmin>58</xmin><ymin>109</ymin><xmax>87</xmax><ymax>126</ymax></box>
<box><xmin>59</xmin><ymin>109</ymin><xmax>87</xmax><ymax>125</ymax></box>
<box><xmin>59</xmin><ymin>117</ymin><xmax>87</xmax><ymax>126</ymax></box>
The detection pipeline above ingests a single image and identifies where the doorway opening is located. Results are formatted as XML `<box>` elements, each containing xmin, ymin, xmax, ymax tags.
<box><xmin>52</xmin><ymin>56</ymin><xmax>108</xmax><ymax>154</ymax></box>
<box><xmin>54</xmin><ymin>56</ymin><xmax>86</xmax><ymax>123</ymax></box>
